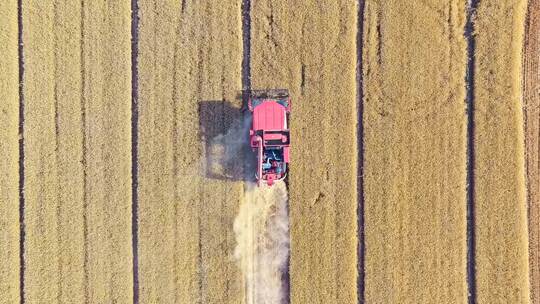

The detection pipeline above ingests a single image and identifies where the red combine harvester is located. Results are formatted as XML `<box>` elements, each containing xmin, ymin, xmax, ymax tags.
<box><xmin>248</xmin><ymin>89</ymin><xmax>291</xmax><ymax>186</ymax></box>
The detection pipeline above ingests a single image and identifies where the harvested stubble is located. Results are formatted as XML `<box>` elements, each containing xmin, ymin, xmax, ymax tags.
<box><xmin>137</xmin><ymin>1</ymin><xmax>244</xmax><ymax>303</ymax></box>
<box><xmin>234</xmin><ymin>181</ymin><xmax>289</xmax><ymax>304</ymax></box>
<box><xmin>22</xmin><ymin>1</ymin><xmax>132</xmax><ymax>302</ymax></box>
<box><xmin>362</xmin><ymin>0</ymin><xmax>469</xmax><ymax>302</ymax></box>
<box><xmin>474</xmin><ymin>0</ymin><xmax>531</xmax><ymax>302</ymax></box>
<box><xmin>523</xmin><ymin>1</ymin><xmax>540</xmax><ymax>302</ymax></box>
<box><xmin>251</xmin><ymin>1</ymin><xmax>358</xmax><ymax>302</ymax></box>
<box><xmin>0</xmin><ymin>1</ymin><xmax>20</xmax><ymax>303</ymax></box>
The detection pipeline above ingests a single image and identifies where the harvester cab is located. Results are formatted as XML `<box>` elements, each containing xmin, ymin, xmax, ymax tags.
<box><xmin>248</xmin><ymin>89</ymin><xmax>291</xmax><ymax>187</ymax></box>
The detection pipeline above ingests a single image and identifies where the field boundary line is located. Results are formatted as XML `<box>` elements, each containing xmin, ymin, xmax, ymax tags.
<box><xmin>17</xmin><ymin>0</ymin><xmax>25</xmax><ymax>302</ymax></box>
<box><xmin>241</xmin><ymin>0</ymin><xmax>251</xmax><ymax>96</ymax></box>
<box><xmin>130</xmin><ymin>0</ymin><xmax>140</xmax><ymax>303</ymax></box>
<box><xmin>356</xmin><ymin>0</ymin><xmax>366</xmax><ymax>303</ymax></box>
<box><xmin>465</xmin><ymin>0</ymin><xmax>478</xmax><ymax>303</ymax></box>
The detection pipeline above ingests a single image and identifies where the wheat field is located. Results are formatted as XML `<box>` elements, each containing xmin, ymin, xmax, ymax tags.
<box><xmin>0</xmin><ymin>0</ymin><xmax>538</xmax><ymax>303</ymax></box>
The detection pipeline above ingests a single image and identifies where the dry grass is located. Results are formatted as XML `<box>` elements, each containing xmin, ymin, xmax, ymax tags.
<box><xmin>523</xmin><ymin>1</ymin><xmax>540</xmax><ymax>303</ymax></box>
<box><xmin>251</xmin><ymin>1</ymin><xmax>358</xmax><ymax>303</ymax></box>
<box><xmin>137</xmin><ymin>1</ymin><xmax>243</xmax><ymax>303</ymax></box>
<box><xmin>362</xmin><ymin>1</ymin><xmax>469</xmax><ymax>303</ymax></box>
<box><xmin>0</xmin><ymin>1</ymin><xmax>20</xmax><ymax>303</ymax></box>
<box><xmin>474</xmin><ymin>1</ymin><xmax>530</xmax><ymax>302</ymax></box>
<box><xmin>22</xmin><ymin>1</ymin><xmax>132</xmax><ymax>302</ymax></box>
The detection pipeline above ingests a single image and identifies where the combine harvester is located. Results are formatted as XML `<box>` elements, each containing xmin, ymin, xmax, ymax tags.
<box><xmin>248</xmin><ymin>89</ymin><xmax>291</xmax><ymax>187</ymax></box>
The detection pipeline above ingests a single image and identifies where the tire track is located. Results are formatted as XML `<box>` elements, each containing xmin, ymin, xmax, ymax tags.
<box><xmin>356</xmin><ymin>1</ymin><xmax>366</xmax><ymax>303</ymax></box>
<box><xmin>17</xmin><ymin>0</ymin><xmax>25</xmax><ymax>302</ymax></box>
<box><xmin>130</xmin><ymin>0</ymin><xmax>140</xmax><ymax>303</ymax></box>
<box><xmin>242</xmin><ymin>0</ymin><xmax>251</xmax><ymax>93</ymax></box>
<box><xmin>465</xmin><ymin>0</ymin><xmax>478</xmax><ymax>303</ymax></box>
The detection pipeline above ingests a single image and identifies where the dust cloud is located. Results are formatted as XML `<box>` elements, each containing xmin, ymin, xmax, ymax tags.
<box><xmin>204</xmin><ymin>114</ymin><xmax>290</xmax><ymax>304</ymax></box>
<box><xmin>234</xmin><ymin>181</ymin><xmax>289</xmax><ymax>304</ymax></box>
<box><xmin>204</xmin><ymin>116</ymin><xmax>252</xmax><ymax>180</ymax></box>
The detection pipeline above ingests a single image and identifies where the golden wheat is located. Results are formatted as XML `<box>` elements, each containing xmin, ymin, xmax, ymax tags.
<box><xmin>523</xmin><ymin>1</ymin><xmax>540</xmax><ymax>303</ymax></box>
<box><xmin>22</xmin><ymin>1</ymin><xmax>132</xmax><ymax>302</ymax></box>
<box><xmin>137</xmin><ymin>1</ymin><xmax>244</xmax><ymax>303</ymax></box>
<box><xmin>362</xmin><ymin>0</ymin><xmax>468</xmax><ymax>302</ymax></box>
<box><xmin>474</xmin><ymin>0</ymin><xmax>530</xmax><ymax>302</ymax></box>
<box><xmin>0</xmin><ymin>1</ymin><xmax>534</xmax><ymax>303</ymax></box>
<box><xmin>251</xmin><ymin>1</ymin><xmax>358</xmax><ymax>302</ymax></box>
<box><xmin>0</xmin><ymin>1</ymin><xmax>20</xmax><ymax>303</ymax></box>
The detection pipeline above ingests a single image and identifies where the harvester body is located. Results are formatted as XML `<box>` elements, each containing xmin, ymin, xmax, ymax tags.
<box><xmin>248</xmin><ymin>89</ymin><xmax>290</xmax><ymax>186</ymax></box>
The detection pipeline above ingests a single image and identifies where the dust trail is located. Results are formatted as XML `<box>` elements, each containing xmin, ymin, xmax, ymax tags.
<box><xmin>204</xmin><ymin>116</ymin><xmax>252</xmax><ymax>181</ymax></box>
<box><xmin>234</xmin><ymin>181</ymin><xmax>289</xmax><ymax>304</ymax></box>
<box><xmin>203</xmin><ymin>113</ymin><xmax>290</xmax><ymax>304</ymax></box>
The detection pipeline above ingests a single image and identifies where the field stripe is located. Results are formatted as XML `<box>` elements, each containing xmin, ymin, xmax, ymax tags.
<box><xmin>362</xmin><ymin>1</ymin><xmax>468</xmax><ymax>302</ymax></box>
<box><xmin>81</xmin><ymin>1</ymin><xmax>133</xmax><ymax>302</ymax></box>
<box><xmin>0</xmin><ymin>1</ymin><xmax>20</xmax><ymax>303</ymax></box>
<box><xmin>356</xmin><ymin>1</ymin><xmax>367</xmax><ymax>302</ymax></box>
<box><xmin>523</xmin><ymin>0</ymin><xmax>540</xmax><ymax>302</ymax></box>
<box><xmin>23</xmin><ymin>1</ymin><xmax>79</xmax><ymax>301</ymax></box>
<box><xmin>465</xmin><ymin>0</ymin><xmax>478</xmax><ymax>301</ymax></box>
<box><xmin>251</xmin><ymin>1</ymin><xmax>358</xmax><ymax>302</ymax></box>
<box><xmin>52</xmin><ymin>2</ymin><xmax>87</xmax><ymax>302</ymax></box>
<box><xmin>137</xmin><ymin>1</ymin><xmax>243</xmax><ymax>303</ymax></box>
<box><xmin>22</xmin><ymin>1</ymin><xmax>132</xmax><ymax>302</ymax></box>
<box><xmin>473</xmin><ymin>1</ymin><xmax>530</xmax><ymax>303</ymax></box>
<box><xmin>137</xmin><ymin>2</ymin><xmax>183</xmax><ymax>302</ymax></box>
<box><xmin>130</xmin><ymin>0</ymin><xmax>140</xmax><ymax>302</ymax></box>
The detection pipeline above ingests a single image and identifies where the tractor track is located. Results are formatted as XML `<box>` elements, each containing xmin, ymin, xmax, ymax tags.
<box><xmin>130</xmin><ymin>0</ymin><xmax>140</xmax><ymax>302</ymax></box>
<box><xmin>241</xmin><ymin>0</ymin><xmax>251</xmax><ymax>96</ymax></box>
<box><xmin>17</xmin><ymin>0</ymin><xmax>26</xmax><ymax>302</ymax></box>
<box><xmin>465</xmin><ymin>0</ymin><xmax>478</xmax><ymax>303</ymax></box>
<box><xmin>356</xmin><ymin>1</ymin><xmax>366</xmax><ymax>303</ymax></box>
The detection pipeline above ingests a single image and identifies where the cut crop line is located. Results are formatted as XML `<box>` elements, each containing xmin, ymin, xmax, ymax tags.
<box><xmin>130</xmin><ymin>0</ymin><xmax>140</xmax><ymax>303</ymax></box>
<box><xmin>356</xmin><ymin>1</ymin><xmax>366</xmax><ymax>303</ymax></box>
<box><xmin>17</xmin><ymin>0</ymin><xmax>25</xmax><ymax>302</ymax></box>
<box><xmin>465</xmin><ymin>0</ymin><xmax>478</xmax><ymax>303</ymax></box>
<box><xmin>241</xmin><ymin>0</ymin><xmax>251</xmax><ymax>95</ymax></box>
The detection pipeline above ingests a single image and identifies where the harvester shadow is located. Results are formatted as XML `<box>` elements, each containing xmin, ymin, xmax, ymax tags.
<box><xmin>198</xmin><ymin>100</ymin><xmax>255</xmax><ymax>182</ymax></box>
